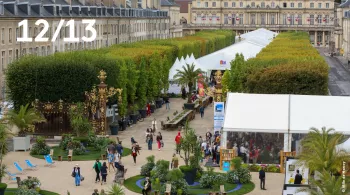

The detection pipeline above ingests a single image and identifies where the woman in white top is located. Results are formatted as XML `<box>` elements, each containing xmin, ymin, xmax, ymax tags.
<box><xmin>114</xmin><ymin>151</ymin><xmax>121</xmax><ymax>169</ymax></box>
<box><xmin>152</xmin><ymin>118</ymin><xmax>157</xmax><ymax>133</ymax></box>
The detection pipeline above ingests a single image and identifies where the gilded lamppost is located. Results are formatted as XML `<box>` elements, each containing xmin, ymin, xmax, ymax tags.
<box><xmin>85</xmin><ymin>70</ymin><xmax>122</xmax><ymax>135</ymax></box>
<box><xmin>214</xmin><ymin>70</ymin><xmax>223</xmax><ymax>102</ymax></box>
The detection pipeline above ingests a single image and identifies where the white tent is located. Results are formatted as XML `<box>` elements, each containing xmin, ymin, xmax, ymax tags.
<box><xmin>196</xmin><ymin>28</ymin><xmax>277</xmax><ymax>72</ymax></box>
<box><xmin>168</xmin><ymin>57</ymin><xmax>185</xmax><ymax>81</ymax></box>
<box><xmin>336</xmin><ymin>138</ymin><xmax>350</xmax><ymax>152</ymax></box>
<box><xmin>222</xmin><ymin>93</ymin><xmax>350</xmax><ymax>151</ymax></box>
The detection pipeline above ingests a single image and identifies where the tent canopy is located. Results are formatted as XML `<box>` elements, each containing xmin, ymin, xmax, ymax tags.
<box><xmin>168</xmin><ymin>53</ymin><xmax>200</xmax><ymax>81</ymax></box>
<box><xmin>223</xmin><ymin>93</ymin><xmax>350</xmax><ymax>134</ymax></box>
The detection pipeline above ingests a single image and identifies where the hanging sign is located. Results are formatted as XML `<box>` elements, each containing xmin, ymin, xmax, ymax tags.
<box><xmin>220</xmin><ymin>60</ymin><xmax>226</xmax><ymax>65</ymax></box>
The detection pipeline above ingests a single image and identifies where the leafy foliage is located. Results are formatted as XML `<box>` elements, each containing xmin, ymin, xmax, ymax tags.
<box><xmin>226</xmin><ymin>170</ymin><xmax>239</xmax><ymax>184</ymax></box>
<box><xmin>173</xmin><ymin>63</ymin><xmax>204</xmax><ymax>103</ymax></box>
<box><xmin>30</xmin><ymin>136</ymin><xmax>50</xmax><ymax>155</ymax></box>
<box><xmin>231</xmin><ymin>157</ymin><xmax>242</xmax><ymax>170</ymax></box>
<box><xmin>179</xmin><ymin>122</ymin><xmax>201</xmax><ymax>166</ymax></box>
<box><xmin>68</xmin><ymin>102</ymin><xmax>92</xmax><ymax>137</ymax></box>
<box><xmin>140</xmin><ymin>155</ymin><xmax>155</xmax><ymax>177</ymax></box>
<box><xmin>236</xmin><ymin>168</ymin><xmax>252</xmax><ymax>184</ymax></box>
<box><xmin>150</xmin><ymin>160</ymin><xmax>170</xmax><ymax>183</ymax></box>
<box><xmin>4</xmin><ymin>104</ymin><xmax>46</xmax><ymax>136</ymax></box>
<box><xmin>15</xmin><ymin>187</ymin><xmax>40</xmax><ymax>195</ymax></box>
<box><xmin>199</xmin><ymin>167</ymin><xmax>227</xmax><ymax>189</ymax></box>
<box><xmin>137</xmin><ymin>57</ymin><xmax>148</xmax><ymax>108</ymax></box>
<box><xmin>20</xmin><ymin>177</ymin><xmax>41</xmax><ymax>189</ymax></box>
<box><xmin>66</xmin><ymin>140</ymin><xmax>86</xmax><ymax>155</ymax></box>
<box><xmin>107</xmin><ymin>184</ymin><xmax>125</xmax><ymax>195</ymax></box>
<box><xmin>161</xmin><ymin>169</ymin><xmax>189</xmax><ymax>195</ymax></box>
<box><xmin>59</xmin><ymin>134</ymin><xmax>73</xmax><ymax>150</ymax></box>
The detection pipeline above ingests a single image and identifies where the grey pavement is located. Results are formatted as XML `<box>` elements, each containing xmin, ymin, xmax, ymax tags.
<box><xmin>317</xmin><ymin>47</ymin><xmax>350</xmax><ymax>96</ymax></box>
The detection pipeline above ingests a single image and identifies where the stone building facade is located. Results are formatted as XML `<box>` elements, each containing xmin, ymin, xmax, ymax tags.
<box><xmin>335</xmin><ymin>0</ymin><xmax>350</xmax><ymax>58</ymax></box>
<box><xmin>0</xmin><ymin>0</ymin><xmax>173</xmax><ymax>99</ymax></box>
<box><xmin>185</xmin><ymin>0</ymin><xmax>334</xmax><ymax>46</ymax></box>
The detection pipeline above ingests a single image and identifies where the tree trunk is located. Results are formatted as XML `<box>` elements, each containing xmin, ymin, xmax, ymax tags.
<box><xmin>187</xmin><ymin>83</ymin><xmax>193</xmax><ymax>103</ymax></box>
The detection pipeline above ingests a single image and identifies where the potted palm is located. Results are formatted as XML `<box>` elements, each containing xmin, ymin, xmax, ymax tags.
<box><xmin>107</xmin><ymin>183</ymin><xmax>124</xmax><ymax>195</ymax></box>
<box><xmin>4</xmin><ymin>104</ymin><xmax>46</xmax><ymax>151</ymax></box>
<box><xmin>173</xmin><ymin>63</ymin><xmax>204</xmax><ymax>110</ymax></box>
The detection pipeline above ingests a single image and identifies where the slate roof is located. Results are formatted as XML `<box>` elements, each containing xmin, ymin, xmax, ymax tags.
<box><xmin>340</xmin><ymin>0</ymin><xmax>350</xmax><ymax>7</ymax></box>
<box><xmin>161</xmin><ymin>0</ymin><xmax>179</xmax><ymax>6</ymax></box>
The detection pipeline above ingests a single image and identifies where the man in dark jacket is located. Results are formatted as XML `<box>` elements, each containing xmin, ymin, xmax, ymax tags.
<box><xmin>259</xmin><ymin>167</ymin><xmax>266</xmax><ymax>190</ymax></box>
<box><xmin>294</xmin><ymin>170</ymin><xmax>303</xmax><ymax>184</ymax></box>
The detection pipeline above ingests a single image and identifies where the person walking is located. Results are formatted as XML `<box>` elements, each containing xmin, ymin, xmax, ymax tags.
<box><xmin>114</xmin><ymin>151</ymin><xmax>121</xmax><ymax>170</ymax></box>
<box><xmin>206</xmin><ymin>131</ymin><xmax>212</xmax><ymax>144</ymax></box>
<box><xmin>107</xmin><ymin>152</ymin><xmax>115</xmax><ymax>172</ymax></box>
<box><xmin>259</xmin><ymin>167</ymin><xmax>266</xmax><ymax>190</ymax></box>
<box><xmin>199</xmin><ymin>105</ymin><xmax>204</xmax><ymax>118</ymax></box>
<box><xmin>147</xmin><ymin>132</ymin><xmax>153</xmax><ymax>150</ymax></box>
<box><xmin>131</xmin><ymin>136</ymin><xmax>137</xmax><ymax>145</ymax></box>
<box><xmin>142</xmin><ymin>177</ymin><xmax>152</xmax><ymax>195</ymax></box>
<box><xmin>164</xmin><ymin>97</ymin><xmax>170</xmax><ymax>110</ymax></box>
<box><xmin>92</xmin><ymin>159</ymin><xmax>101</xmax><ymax>183</ymax></box>
<box><xmin>145</xmin><ymin>129</ymin><xmax>151</xmax><ymax>143</ymax></box>
<box><xmin>156</xmin><ymin>132</ymin><xmax>163</xmax><ymax>151</ymax></box>
<box><xmin>72</xmin><ymin>164</ymin><xmax>81</xmax><ymax>186</ymax></box>
<box><xmin>131</xmin><ymin>144</ymin><xmax>140</xmax><ymax>165</ymax></box>
<box><xmin>175</xmin><ymin>131</ymin><xmax>182</xmax><ymax>154</ymax></box>
<box><xmin>116</xmin><ymin>141</ymin><xmax>123</xmax><ymax>157</ymax></box>
<box><xmin>152</xmin><ymin>118</ymin><xmax>157</xmax><ymax>133</ymax></box>
<box><xmin>107</xmin><ymin>142</ymin><xmax>115</xmax><ymax>154</ymax></box>
<box><xmin>100</xmin><ymin>162</ymin><xmax>108</xmax><ymax>185</ymax></box>
<box><xmin>294</xmin><ymin>170</ymin><xmax>303</xmax><ymax>184</ymax></box>
<box><xmin>147</xmin><ymin>103</ymin><xmax>151</xmax><ymax>116</ymax></box>
<box><xmin>181</xmin><ymin>87</ymin><xmax>186</xmax><ymax>100</ymax></box>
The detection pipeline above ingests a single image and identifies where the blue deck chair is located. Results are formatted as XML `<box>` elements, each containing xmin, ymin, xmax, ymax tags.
<box><xmin>25</xmin><ymin>160</ymin><xmax>37</xmax><ymax>170</ymax></box>
<box><xmin>44</xmin><ymin>155</ymin><xmax>55</xmax><ymax>167</ymax></box>
<box><xmin>13</xmin><ymin>162</ymin><xmax>25</xmax><ymax>174</ymax></box>
<box><xmin>6</xmin><ymin>170</ymin><xmax>17</xmax><ymax>181</ymax></box>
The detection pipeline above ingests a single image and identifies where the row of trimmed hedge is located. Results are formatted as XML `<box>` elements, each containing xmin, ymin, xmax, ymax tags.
<box><xmin>7</xmin><ymin>30</ymin><xmax>235</xmax><ymax>114</ymax></box>
<box><xmin>228</xmin><ymin>31</ymin><xmax>328</xmax><ymax>95</ymax></box>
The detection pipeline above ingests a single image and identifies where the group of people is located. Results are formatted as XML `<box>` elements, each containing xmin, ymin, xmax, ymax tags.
<box><xmin>198</xmin><ymin>131</ymin><xmax>221</xmax><ymax>164</ymax></box>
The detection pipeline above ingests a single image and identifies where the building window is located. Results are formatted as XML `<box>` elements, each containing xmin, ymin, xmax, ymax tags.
<box><xmin>251</xmin><ymin>14</ymin><xmax>256</xmax><ymax>24</ymax></box>
<box><xmin>1</xmin><ymin>51</ymin><xmax>5</xmax><ymax>71</ymax></box>
<box><xmin>8</xmin><ymin>28</ymin><xmax>12</xmax><ymax>43</ymax></box>
<box><xmin>212</xmin><ymin>2</ymin><xmax>216</xmax><ymax>7</ymax></box>
<box><xmin>318</xmin><ymin>14</ymin><xmax>322</xmax><ymax>24</ymax></box>
<box><xmin>271</xmin><ymin>14</ymin><xmax>275</xmax><ymax>25</ymax></box>
<box><xmin>251</xmin><ymin>2</ymin><xmax>255</xmax><ymax>7</ymax></box>
<box><xmin>205</xmin><ymin>2</ymin><xmax>208</xmax><ymax>7</ymax></box>
<box><xmin>318</xmin><ymin>3</ymin><xmax>321</xmax><ymax>8</ymax></box>
<box><xmin>290</xmin><ymin>15</ymin><xmax>295</xmax><ymax>25</ymax></box>
<box><xmin>310</xmin><ymin>3</ymin><xmax>314</xmax><ymax>8</ymax></box>
<box><xmin>224</xmin><ymin>14</ymin><xmax>228</xmax><ymax>24</ymax></box>
<box><xmin>232</xmin><ymin>2</ymin><xmax>235</xmax><ymax>7</ymax></box>
<box><xmin>197</xmin><ymin>1</ymin><xmax>200</xmax><ymax>7</ymax></box>
<box><xmin>283</xmin><ymin>3</ymin><xmax>287</xmax><ymax>7</ymax></box>
<box><xmin>8</xmin><ymin>50</ymin><xmax>12</xmax><ymax>64</ymax></box>
<box><xmin>298</xmin><ymin>14</ymin><xmax>302</xmax><ymax>25</ymax></box>
<box><xmin>239</xmin><ymin>14</ymin><xmax>243</xmax><ymax>24</ymax></box>
<box><xmin>310</xmin><ymin>15</ymin><xmax>314</xmax><ymax>25</ymax></box>
<box><xmin>1</xmin><ymin>28</ymin><xmax>4</xmax><ymax>44</ymax></box>
<box><xmin>271</xmin><ymin>2</ymin><xmax>275</xmax><ymax>8</ymax></box>
<box><xmin>15</xmin><ymin>49</ymin><xmax>18</xmax><ymax>60</ymax></box>
<box><xmin>326</xmin><ymin>3</ymin><xmax>329</xmax><ymax>8</ymax></box>
<box><xmin>325</xmin><ymin>15</ymin><xmax>329</xmax><ymax>23</ymax></box>
<box><xmin>283</xmin><ymin>14</ymin><xmax>287</xmax><ymax>25</ymax></box>
<box><xmin>298</xmin><ymin>3</ymin><xmax>302</xmax><ymax>8</ymax></box>
<box><xmin>224</xmin><ymin>2</ymin><xmax>228</xmax><ymax>7</ymax></box>
<box><xmin>291</xmin><ymin>3</ymin><xmax>294</xmax><ymax>7</ymax></box>
<box><xmin>240</xmin><ymin>2</ymin><xmax>243</xmax><ymax>7</ymax></box>
<box><xmin>29</xmin><ymin>48</ymin><xmax>32</xmax><ymax>54</ymax></box>
<box><xmin>261</xmin><ymin>2</ymin><xmax>265</xmax><ymax>8</ymax></box>
<box><xmin>261</xmin><ymin>14</ymin><xmax>265</xmax><ymax>24</ymax></box>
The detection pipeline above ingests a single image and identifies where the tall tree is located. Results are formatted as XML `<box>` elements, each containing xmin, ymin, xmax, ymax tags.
<box><xmin>228</xmin><ymin>53</ymin><xmax>245</xmax><ymax>92</ymax></box>
<box><xmin>117</xmin><ymin>62</ymin><xmax>128</xmax><ymax>117</ymax></box>
<box><xmin>160</xmin><ymin>56</ymin><xmax>170</xmax><ymax>95</ymax></box>
<box><xmin>173</xmin><ymin>63</ymin><xmax>204</xmax><ymax>103</ymax></box>
<box><xmin>0</xmin><ymin>124</ymin><xmax>12</xmax><ymax>183</ymax></box>
<box><xmin>4</xmin><ymin>104</ymin><xmax>46</xmax><ymax>136</ymax></box>
<box><xmin>126</xmin><ymin>59</ymin><xmax>139</xmax><ymax>106</ymax></box>
<box><xmin>137</xmin><ymin>57</ymin><xmax>148</xmax><ymax>108</ymax></box>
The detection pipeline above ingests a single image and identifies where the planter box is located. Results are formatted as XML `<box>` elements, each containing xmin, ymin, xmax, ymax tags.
<box><xmin>13</xmin><ymin>135</ymin><xmax>31</xmax><ymax>151</ymax></box>
<box><xmin>184</xmin><ymin>103</ymin><xmax>195</xmax><ymax>110</ymax></box>
<box><xmin>139</xmin><ymin>109</ymin><xmax>147</xmax><ymax>118</ymax></box>
<box><xmin>130</xmin><ymin>114</ymin><xmax>138</xmax><ymax>124</ymax></box>
<box><xmin>183</xmin><ymin>168</ymin><xmax>197</xmax><ymax>185</ymax></box>
<box><xmin>150</xmin><ymin>105</ymin><xmax>156</xmax><ymax>113</ymax></box>
<box><xmin>155</xmin><ymin>99</ymin><xmax>163</xmax><ymax>108</ymax></box>
<box><xmin>110</xmin><ymin>125</ymin><xmax>119</xmax><ymax>135</ymax></box>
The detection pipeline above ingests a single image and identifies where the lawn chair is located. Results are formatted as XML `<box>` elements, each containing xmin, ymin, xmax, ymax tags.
<box><xmin>44</xmin><ymin>155</ymin><xmax>55</xmax><ymax>167</ymax></box>
<box><xmin>68</xmin><ymin>149</ymin><xmax>73</xmax><ymax>161</ymax></box>
<box><xmin>220</xmin><ymin>185</ymin><xmax>227</xmax><ymax>195</ymax></box>
<box><xmin>49</xmin><ymin>149</ymin><xmax>54</xmax><ymax>157</ymax></box>
<box><xmin>6</xmin><ymin>171</ymin><xmax>17</xmax><ymax>181</ymax></box>
<box><xmin>25</xmin><ymin>160</ymin><xmax>37</xmax><ymax>170</ymax></box>
<box><xmin>165</xmin><ymin>183</ymin><xmax>172</xmax><ymax>195</ymax></box>
<box><xmin>14</xmin><ymin>162</ymin><xmax>26</xmax><ymax>174</ymax></box>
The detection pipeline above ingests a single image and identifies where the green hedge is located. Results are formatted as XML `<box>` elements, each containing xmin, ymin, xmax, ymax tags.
<box><xmin>228</xmin><ymin>31</ymin><xmax>328</xmax><ymax>95</ymax></box>
<box><xmin>7</xmin><ymin>30</ymin><xmax>235</xmax><ymax>110</ymax></box>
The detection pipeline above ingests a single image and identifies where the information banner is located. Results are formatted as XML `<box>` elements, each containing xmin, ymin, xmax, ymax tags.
<box><xmin>285</xmin><ymin>159</ymin><xmax>309</xmax><ymax>185</ymax></box>
<box><xmin>214</xmin><ymin>102</ymin><xmax>225</xmax><ymax>133</ymax></box>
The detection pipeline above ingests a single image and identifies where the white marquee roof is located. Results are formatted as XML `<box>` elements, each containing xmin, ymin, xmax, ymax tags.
<box><xmin>223</xmin><ymin>93</ymin><xmax>350</xmax><ymax>134</ymax></box>
<box><xmin>169</xmin><ymin>53</ymin><xmax>200</xmax><ymax>80</ymax></box>
<box><xmin>196</xmin><ymin>28</ymin><xmax>278</xmax><ymax>72</ymax></box>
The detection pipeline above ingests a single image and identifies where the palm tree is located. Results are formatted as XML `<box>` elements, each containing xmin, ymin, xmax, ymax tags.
<box><xmin>0</xmin><ymin>124</ymin><xmax>12</xmax><ymax>183</ymax></box>
<box><xmin>173</xmin><ymin>63</ymin><xmax>204</xmax><ymax>103</ymax></box>
<box><xmin>298</xmin><ymin>127</ymin><xmax>350</xmax><ymax>174</ymax></box>
<box><xmin>4</xmin><ymin>104</ymin><xmax>46</xmax><ymax>136</ymax></box>
<box><xmin>298</xmin><ymin>127</ymin><xmax>350</xmax><ymax>195</ymax></box>
<box><xmin>107</xmin><ymin>184</ymin><xmax>124</xmax><ymax>195</ymax></box>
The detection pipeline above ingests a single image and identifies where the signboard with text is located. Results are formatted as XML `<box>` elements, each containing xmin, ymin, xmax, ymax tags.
<box><xmin>214</xmin><ymin>102</ymin><xmax>225</xmax><ymax>133</ymax></box>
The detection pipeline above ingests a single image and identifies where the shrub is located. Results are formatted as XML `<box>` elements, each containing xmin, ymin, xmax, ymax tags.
<box><xmin>30</xmin><ymin>136</ymin><xmax>50</xmax><ymax>155</ymax></box>
<box><xmin>0</xmin><ymin>183</ymin><xmax>7</xmax><ymax>189</ymax></box>
<box><xmin>20</xmin><ymin>177</ymin><xmax>41</xmax><ymax>189</ymax></box>
<box><xmin>161</xmin><ymin>169</ymin><xmax>189</xmax><ymax>195</ymax></box>
<box><xmin>248</xmin><ymin>164</ymin><xmax>261</xmax><ymax>172</ymax></box>
<box><xmin>199</xmin><ymin>167</ymin><xmax>227</xmax><ymax>189</ymax></box>
<box><xmin>59</xmin><ymin>134</ymin><xmax>73</xmax><ymax>150</ymax></box>
<box><xmin>231</xmin><ymin>157</ymin><xmax>242</xmax><ymax>170</ymax></box>
<box><xmin>226</xmin><ymin>170</ymin><xmax>239</xmax><ymax>184</ymax></box>
<box><xmin>212</xmin><ymin>174</ymin><xmax>227</xmax><ymax>191</ymax></box>
<box><xmin>266</xmin><ymin>165</ymin><xmax>280</xmax><ymax>173</ymax></box>
<box><xmin>151</xmin><ymin>160</ymin><xmax>170</xmax><ymax>182</ymax></box>
<box><xmin>15</xmin><ymin>187</ymin><xmax>40</xmax><ymax>195</ymax></box>
<box><xmin>236</xmin><ymin>168</ymin><xmax>252</xmax><ymax>184</ymax></box>
<box><xmin>66</xmin><ymin>140</ymin><xmax>86</xmax><ymax>155</ymax></box>
<box><xmin>73</xmin><ymin>137</ymin><xmax>90</xmax><ymax>147</ymax></box>
<box><xmin>140</xmin><ymin>155</ymin><xmax>155</xmax><ymax>177</ymax></box>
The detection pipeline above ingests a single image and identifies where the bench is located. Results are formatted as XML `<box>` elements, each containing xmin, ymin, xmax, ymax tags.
<box><xmin>68</xmin><ymin>149</ymin><xmax>73</xmax><ymax>161</ymax></box>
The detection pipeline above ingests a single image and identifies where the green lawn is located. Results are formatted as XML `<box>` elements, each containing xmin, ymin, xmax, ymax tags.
<box><xmin>31</xmin><ymin>146</ymin><xmax>131</xmax><ymax>161</ymax></box>
<box><xmin>124</xmin><ymin>175</ymin><xmax>255</xmax><ymax>195</ymax></box>
<box><xmin>5</xmin><ymin>188</ymin><xmax>59</xmax><ymax>195</ymax></box>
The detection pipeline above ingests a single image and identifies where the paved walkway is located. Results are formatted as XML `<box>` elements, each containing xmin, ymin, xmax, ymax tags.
<box><xmin>3</xmin><ymin>98</ymin><xmax>284</xmax><ymax>195</ymax></box>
